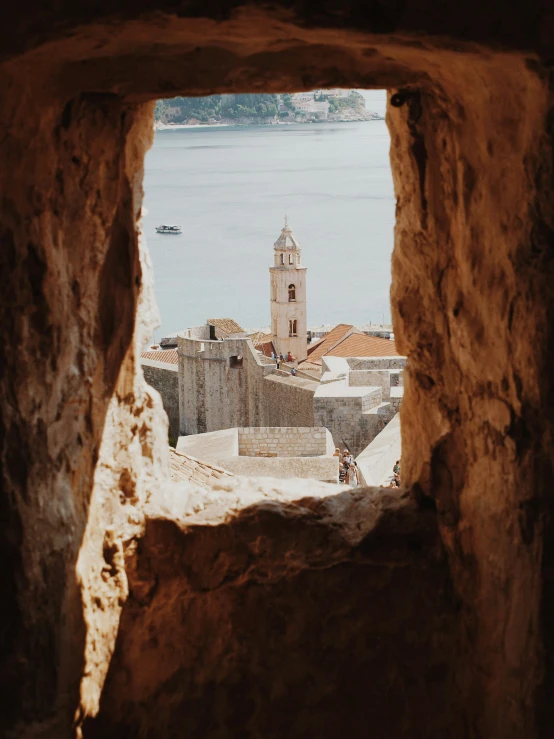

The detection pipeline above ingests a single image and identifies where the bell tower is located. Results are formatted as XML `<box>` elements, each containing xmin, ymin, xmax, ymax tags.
<box><xmin>269</xmin><ymin>217</ymin><xmax>308</xmax><ymax>361</ymax></box>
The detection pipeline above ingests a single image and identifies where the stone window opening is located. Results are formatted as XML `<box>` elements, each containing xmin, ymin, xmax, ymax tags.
<box><xmin>288</xmin><ymin>284</ymin><xmax>296</xmax><ymax>301</ymax></box>
<box><xmin>229</xmin><ymin>355</ymin><xmax>243</xmax><ymax>368</ymax></box>
<box><xmin>289</xmin><ymin>253</ymin><xmax>294</xmax><ymax>264</ymax></box>
<box><xmin>281</xmin><ymin>253</ymin><xmax>285</xmax><ymax>265</ymax></box>
<box><xmin>7</xmin><ymin>8</ymin><xmax>550</xmax><ymax>732</ymax></box>
<box><xmin>289</xmin><ymin>319</ymin><xmax>297</xmax><ymax>337</ymax></box>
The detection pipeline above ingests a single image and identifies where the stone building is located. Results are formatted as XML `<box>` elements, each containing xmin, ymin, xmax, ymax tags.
<box><xmin>300</xmin><ymin>323</ymin><xmax>399</xmax><ymax>375</ymax></box>
<box><xmin>270</xmin><ymin>218</ymin><xmax>308</xmax><ymax>361</ymax></box>
<box><xmin>176</xmin><ymin>327</ymin><xmax>317</xmax><ymax>436</ymax></box>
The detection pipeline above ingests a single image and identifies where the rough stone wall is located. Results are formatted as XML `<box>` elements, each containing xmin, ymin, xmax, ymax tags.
<box><xmin>141</xmin><ymin>363</ymin><xmax>179</xmax><ymax>442</ymax></box>
<box><xmin>3</xmin><ymin>3</ymin><xmax>554</xmax><ymax>738</ymax></box>
<box><xmin>0</xmin><ymin>84</ymin><xmax>169</xmax><ymax>734</ymax></box>
<box><xmin>238</xmin><ymin>427</ymin><xmax>328</xmax><ymax>457</ymax></box>
<box><xmin>83</xmin><ymin>487</ymin><xmax>459</xmax><ymax>739</ymax></box>
<box><xmin>314</xmin><ymin>397</ymin><xmax>392</xmax><ymax>456</ymax></box>
<box><xmin>388</xmin><ymin>57</ymin><xmax>553</xmax><ymax>738</ymax></box>
<box><xmin>260</xmin><ymin>374</ymin><xmax>317</xmax><ymax>427</ymax></box>
<box><xmin>347</xmin><ymin>357</ymin><xmax>407</xmax><ymax>371</ymax></box>
<box><xmin>348</xmin><ymin>369</ymin><xmax>394</xmax><ymax>399</ymax></box>
<box><xmin>178</xmin><ymin>337</ymin><xmax>273</xmax><ymax>435</ymax></box>
<box><xmin>179</xmin><ymin>337</ymin><xmax>317</xmax><ymax>435</ymax></box>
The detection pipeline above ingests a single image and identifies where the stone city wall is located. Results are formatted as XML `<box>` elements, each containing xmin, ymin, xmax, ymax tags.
<box><xmin>390</xmin><ymin>387</ymin><xmax>403</xmax><ymax>414</ymax></box>
<box><xmin>347</xmin><ymin>356</ymin><xmax>407</xmax><ymax>371</ymax></box>
<box><xmin>178</xmin><ymin>336</ymin><xmax>275</xmax><ymax>435</ymax></box>
<box><xmin>178</xmin><ymin>336</ymin><xmax>318</xmax><ymax>436</ymax></box>
<box><xmin>348</xmin><ymin>370</ymin><xmax>395</xmax><ymax>400</ymax></box>
<box><xmin>238</xmin><ymin>427</ymin><xmax>328</xmax><ymax>457</ymax></box>
<box><xmin>260</xmin><ymin>374</ymin><xmax>317</xmax><ymax>427</ymax></box>
<box><xmin>183</xmin><ymin>325</ymin><xmax>211</xmax><ymax>340</ymax></box>
<box><xmin>314</xmin><ymin>395</ymin><xmax>395</xmax><ymax>457</ymax></box>
<box><xmin>141</xmin><ymin>362</ymin><xmax>179</xmax><ymax>442</ymax></box>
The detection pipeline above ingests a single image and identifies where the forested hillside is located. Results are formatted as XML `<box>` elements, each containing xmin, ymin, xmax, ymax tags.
<box><xmin>156</xmin><ymin>94</ymin><xmax>280</xmax><ymax>124</ymax></box>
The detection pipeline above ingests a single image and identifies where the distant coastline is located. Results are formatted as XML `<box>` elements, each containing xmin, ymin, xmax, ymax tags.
<box><xmin>154</xmin><ymin>90</ymin><xmax>383</xmax><ymax>130</ymax></box>
<box><xmin>154</xmin><ymin>117</ymin><xmax>384</xmax><ymax>131</ymax></box>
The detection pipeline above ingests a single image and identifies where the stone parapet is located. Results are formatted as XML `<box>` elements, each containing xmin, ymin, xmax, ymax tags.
<box><xmin>238</xmin><ymin>427</ymin><xmax>330</xmax><ymax>457</ymax></box>
<box><xmin>347</xmin><ymin>356</ymin><xmax>407</xmax><ymax>371</ymax></box>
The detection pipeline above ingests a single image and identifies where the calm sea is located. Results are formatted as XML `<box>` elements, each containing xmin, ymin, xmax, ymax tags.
<box><xmin>143</xmin><ymin>92</ymin><xmax>394</xmax><ymax>339</ymax></box>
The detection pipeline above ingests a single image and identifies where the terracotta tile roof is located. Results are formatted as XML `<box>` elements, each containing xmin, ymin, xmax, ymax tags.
<box><xmin>307</xmin><ymin>336</ymin><xmax>325</xmax><ymax>355</ymax></box>
<box><xmin>207</xmin><ymin>318</ymin><xmax>244</xmax><ymax>334</ymax></box>
<box><xmin>305</xmin><ymin>324</ymin><xmax>354</xmax><ymax>362</ymax></box>
<box><xmin>323</xmin><ymin>333</ymin><xmax>399</xmax><ymax>359</ymax></box>
<box><xmin>141</xmin><ymin>349</ymin><xmax>178</xmax><ymax>364</ymax></box>
<box><xmin>299</xmin><ymin>325</ymin><xmax>399</xmax><ymax>369</ymax></box>
<box><xmin>169</xmin><ymin>448</ymin><xmax>233</xmax><ymax>489</ymax></box>
<box><xmin>249</xmin><ymin>331</ymin><xmax>275</xmax><ymax>358</ymax></box>
<box><xmin>297</xmin><ymin>361</ymin><xmax>321</xmax><ymax>375</ymax></box>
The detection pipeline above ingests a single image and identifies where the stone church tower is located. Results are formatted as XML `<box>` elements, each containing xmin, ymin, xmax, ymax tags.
<box><xmin>269</xmin><ymin>218</ymin><xmax>308</xmax><ymax>361</ymax></box>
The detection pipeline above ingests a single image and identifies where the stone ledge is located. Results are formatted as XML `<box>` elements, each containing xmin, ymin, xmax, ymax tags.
<box><xmin>85</xmin><ymin>485</ymin><xmax>454</xmax><ymax>738</ymax></box>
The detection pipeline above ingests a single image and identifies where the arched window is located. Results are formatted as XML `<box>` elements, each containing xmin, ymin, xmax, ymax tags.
<box><xmin>289</xmin><ymin>253</ymin><xmax>294</xmax><ymax>264</ymax></box>
<box><xmin>288</xmin><ymin>284</ymin><xmax>296</xmax><ymax>302</ymax></box>
<box><xmin>281</xmin><ymin>254</ymin><xmax>285</xmax><ymax>265</ymax></box>
<box><xmin>289</xmin><ymin>319</ymin><xmax>297</xmax><ymax>337</ymax></box>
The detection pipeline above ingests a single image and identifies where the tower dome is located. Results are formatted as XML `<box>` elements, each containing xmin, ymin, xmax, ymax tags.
<box><xmin>273</xmin><ymin>217</ymin><xmax>302</xmax><ymax>269</ymax></box>
<box><xmin>274</xmin><ymin>216</ymin><xmax>301</xmax><ymax>251</ymax></box>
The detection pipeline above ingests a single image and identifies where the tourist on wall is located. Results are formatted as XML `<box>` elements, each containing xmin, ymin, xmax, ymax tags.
<box><xmin>287</xmin><ymin>351</ymin><xmax>293</xmax><ymax>362</ymax></box>
<box><xmin>291</xmin><ymin>367</ymin><xmax>296</xmax><ymax>376</ymax></box>
<box><xmin>347</xmin><ymin>462</ymin><xmax>359</xmax><ymax>487</ymax></box>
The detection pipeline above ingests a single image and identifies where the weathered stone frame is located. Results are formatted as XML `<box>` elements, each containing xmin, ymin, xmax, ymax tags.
<box><xmin>1</xmin><ymin>6</ymin><xmax>554</xmax><ymax>737</ymax></box>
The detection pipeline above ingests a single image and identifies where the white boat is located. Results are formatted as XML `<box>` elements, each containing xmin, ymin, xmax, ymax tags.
<box><xmin>156</xmin><ymin>224</ymin><xmax>182</xmax><ymax>234</ymax></box>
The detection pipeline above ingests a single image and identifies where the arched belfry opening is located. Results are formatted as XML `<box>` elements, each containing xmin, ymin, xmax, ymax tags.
<box><xmin>288</xmin><ymin>284</ymin><xmax>296</xmax><ymax>301</ymax></box>
<box><xmin>2</xmin><ymin>5</ymin><xmax>554</xmax><ymax>739</ymax></box>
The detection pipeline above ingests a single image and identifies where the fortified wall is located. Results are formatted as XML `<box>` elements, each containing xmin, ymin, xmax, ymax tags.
<box><xmin>140</xmin><ymin>335</ymin><xmax>406</xmax><ymax>455</ymax></box>
<box><xmin>140</xmin><ymin>354</ymin><xmax>179</xmax><ymax>441</ymax></box>
<box><xmin>177</xmin><ymin>333</ymin><xmax>317</xmax><ymax>435</ymax></box>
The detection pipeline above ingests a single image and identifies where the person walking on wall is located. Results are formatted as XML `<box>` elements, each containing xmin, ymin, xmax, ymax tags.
<box><xmin>291</xmin><ymin>367</ymin><xmax>296</xmax><ymax>376</ymax></box>
<box><xmin>347</xmin><ymin>462</ymin><xmax>359</xmax><ymax>488</ymax></box>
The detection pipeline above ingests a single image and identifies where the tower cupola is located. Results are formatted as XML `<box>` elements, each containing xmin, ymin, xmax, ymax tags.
<box><xmin>273</xmin><ymin>216</ymin><xmax>302</xmax><ymax>268</ymax></box>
